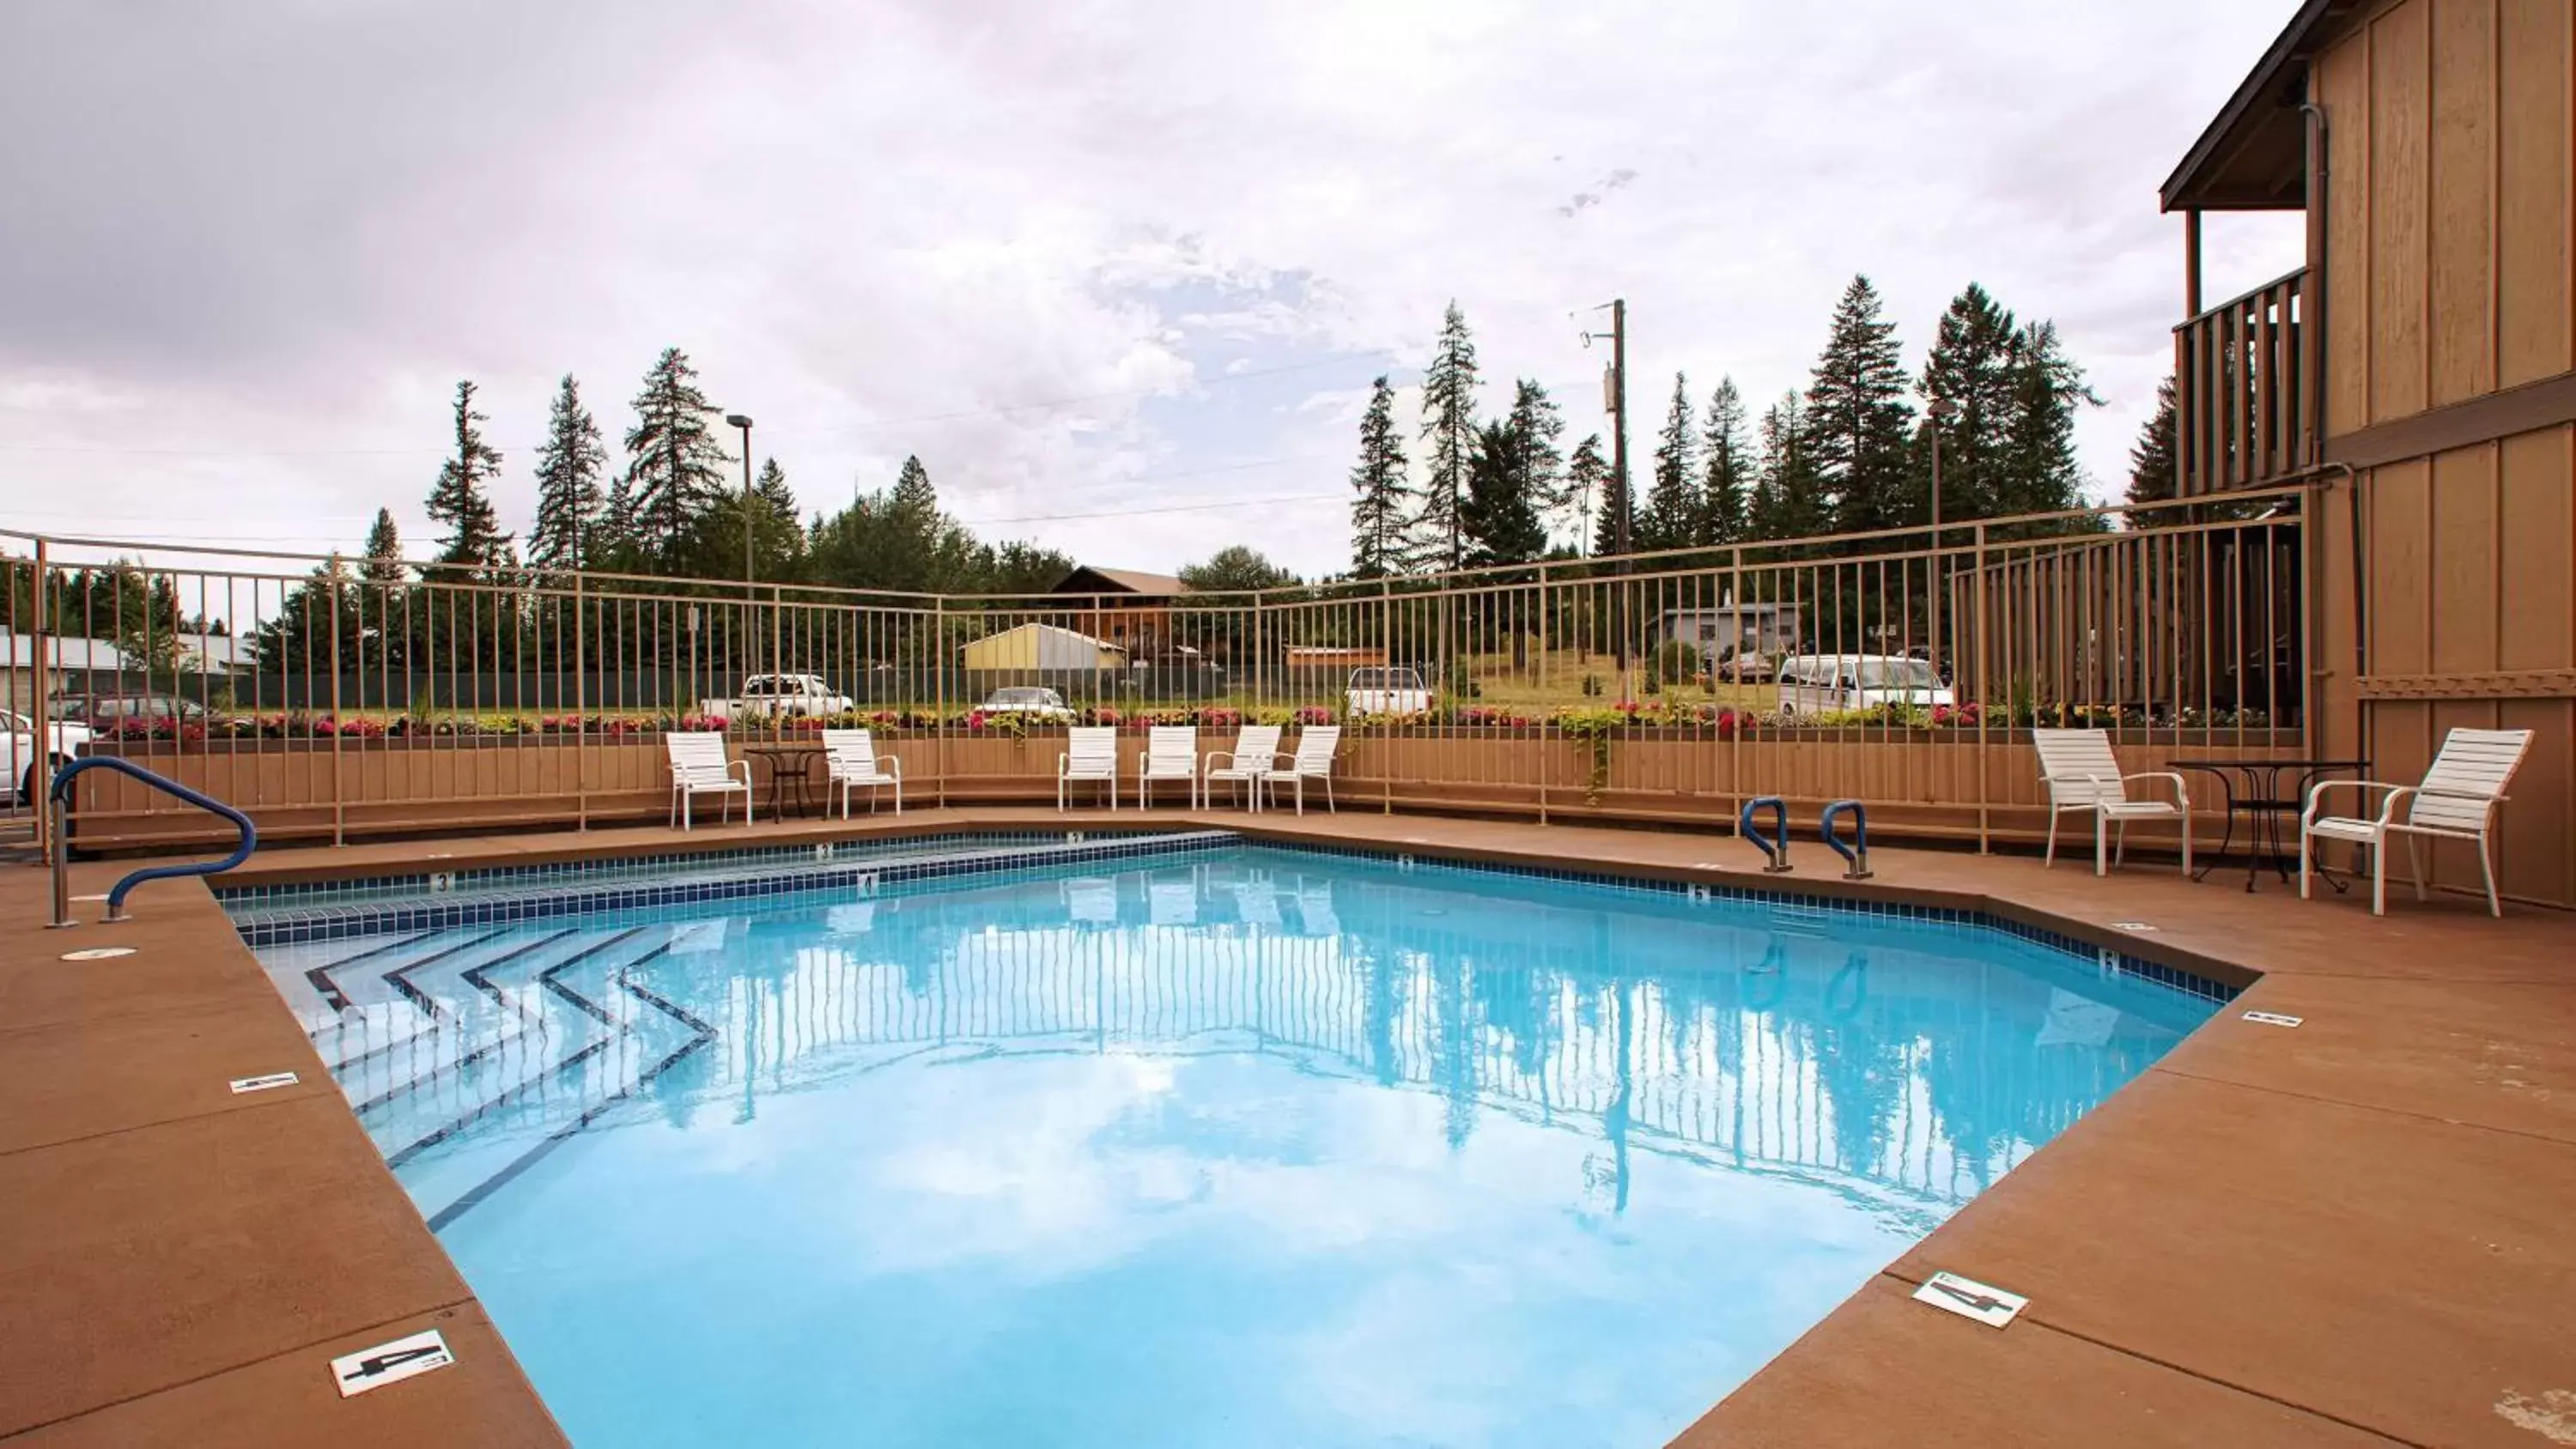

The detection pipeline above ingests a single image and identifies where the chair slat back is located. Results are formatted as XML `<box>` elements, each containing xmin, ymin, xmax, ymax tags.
<box><xmin>1227</xmin><ymin>724</ymin><xmax>1283</xmax><ymax>768</ymax></box>
<box><xmin>665</xmin><ymin>731</ymin><xmax>735</xmax><ymax>785</ymax></box>
<box><xmin>2032</xmin><ymin>728</ymin><xmax>2124</xmax><ymax>805</ymax></box>
<box><xmin>2409</xmin><ymin>728</ymin><xmax>2531</xmax><ymax>831</ymax></box>
<box><xmin>1145</xmin><ymin>726</ymin><xmax>1197</xmax><ymax>774</ymax></box>
<box><xmin>1066</xmin><ymin>726</ymin><xmax>1118</xmax><ymax>775</ymax></box>
<box><xmin>822</xmin><ymin>728</ymin><xmax>878</xmax><ymax>773</ymax></box>
<box><xmin>1291</xmin><ymin>725</ymin><xmax>1342</xmax><ymax>773</ymax></box>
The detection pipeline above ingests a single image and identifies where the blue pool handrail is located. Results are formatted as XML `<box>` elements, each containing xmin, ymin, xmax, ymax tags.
<box><xmin>1820</xmin><ymin>799</ymin><xmax>1873</xmax><ymax>881</ymax></box>
<box><xmin>1739</xmin><ymin>796</ymin><xmax>1792</xmax><ymax>873</ymax></box>
<box><xmin>49</xmin><ymin>756</ymin><xmax>258</xmax><ymax>925</ymax></box>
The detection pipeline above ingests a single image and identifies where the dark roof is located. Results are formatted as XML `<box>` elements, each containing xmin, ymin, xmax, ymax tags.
<box><xmin>1052</xmin><ymin>566</ymin><xmax>1190</xmax><ymax>597</ymax></box>
<box><xmin>2160</xmin><ymin>0</ymin><xmax>2369</xmax><ymax>213</ymax></box>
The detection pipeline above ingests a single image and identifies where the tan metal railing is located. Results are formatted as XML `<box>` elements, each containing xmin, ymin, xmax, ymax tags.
<box><xmin>0</xmin><ymin>488</ymin><xmax>2311</xmax><ymax>854</ymax></box>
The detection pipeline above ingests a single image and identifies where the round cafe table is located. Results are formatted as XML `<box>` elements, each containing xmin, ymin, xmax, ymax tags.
<box><xmin>2168</xmin><ymin>757</ymin><xmax>2369</xmax><ymax>892</ymax></box>
<box><xmin>738</xmin><ymin>743</ymin><xmax>823</xmax><ymax>818</ymax></box>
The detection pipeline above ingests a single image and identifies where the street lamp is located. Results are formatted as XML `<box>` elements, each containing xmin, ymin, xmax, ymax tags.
<box><xmin>724</xmin><ymin>413</ymin><xmax>755</xmax><ymax>584</ymax></box>
<box><xmin>1927</xmin><ymin>395</ymin><xmax>1957</xmax><ymax>687</ymax></box>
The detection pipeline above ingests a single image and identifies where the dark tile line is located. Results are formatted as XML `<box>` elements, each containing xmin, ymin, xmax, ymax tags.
<box><xmin>331</xmin><ymin>928</ymin><xmax>586</xmax><ymax>1076</ymax></box>
<box><xmin>302</xmin><ymin>926</ymin><xmax>507</xmax><ymax>1019</ymax></box>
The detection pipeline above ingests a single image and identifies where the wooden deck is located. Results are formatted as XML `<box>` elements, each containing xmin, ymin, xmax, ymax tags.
<box><xmin>3</xmin><ymin>807</ymin><xmax>2571</xmax><ymax>1446</ymax></box>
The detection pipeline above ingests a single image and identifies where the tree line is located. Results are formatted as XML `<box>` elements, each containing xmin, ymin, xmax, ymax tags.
<box><xmin>1346</xmin><ymin>276</ymin><xmax>2120</xmax><ymax>579</ymax></box>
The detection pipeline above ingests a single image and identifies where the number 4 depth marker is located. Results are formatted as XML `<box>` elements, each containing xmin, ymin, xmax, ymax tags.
<box><xmin>1912</xmin><ymin>1271</ymin><xmax>2027</xmax><ymax>1329</ymax></box>
<box><xmin>330</xmin><ymin>1330</ymin><xmax>454</xmax><ymax>1398</ymax></box>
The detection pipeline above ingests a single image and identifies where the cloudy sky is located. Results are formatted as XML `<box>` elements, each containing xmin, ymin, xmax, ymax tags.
<box><xmin>1</xmin><ymin>0</ymin><xmax>2304</xmax><ymax>579</ymax></box>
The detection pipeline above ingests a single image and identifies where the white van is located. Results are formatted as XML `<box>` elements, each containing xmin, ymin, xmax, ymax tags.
<box><xmin>1776</xmin><ymin>654</ymin><xmax>1953</xmax><ymax>714</ymax></box>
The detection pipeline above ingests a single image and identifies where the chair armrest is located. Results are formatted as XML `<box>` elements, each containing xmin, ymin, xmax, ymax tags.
<box><xmin>882</xmin><ymin>755</ymin><xmax>902</xmax><ymax>780</ymax></box>
<box><xmin>1203</xmin><ymin>751</ymin><xmax>1237</xmax><ymax>773</ymax></box>
<box><xmin>1058</xmin><ymin>752</ymin><xmax>1072</xmax><ymax>778</ymax></box>
<box><xmin>2303</xmin><ymin>778</ymin><xmax>2400</xmax><ymax>825</ymax></box>
<box><xmin>2121</xmin><ymin>771</ymin><xmax>2188</xmax><ymax>808</ymax></box>
<box><xmin>2373</xmin><ymin>785</ymin><xmax>2417</xmax><ymax>827</ymax></box>
<box><xmin>727</xmin><ymin>760</ymin><xmax>752</xmax><ymax>786</ymax></box>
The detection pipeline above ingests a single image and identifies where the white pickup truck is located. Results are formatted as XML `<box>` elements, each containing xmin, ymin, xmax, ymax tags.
<box><xmin>698</xmin><ymin>673</ymin><xmax>854</xmax><ymax>722</ymax></box>
<box><xmin>1344</xmin><ymin>666</ymin><xmax>1435</xmax><ymax>718</ymax></box>
<box><xmin>4</xmin><ymin>709</ymin><xmax>93</xmax><ymax>804</ymax></box>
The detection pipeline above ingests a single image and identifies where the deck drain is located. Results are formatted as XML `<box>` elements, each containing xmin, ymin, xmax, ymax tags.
<box><xmin>1912</xmin><ymin>1271</ymin><xmax>2026</xmax><ymax>1328</ymax></box>
<box><xmin>330</xmin><ymin>1328</ymin><xmax>454</xmax><ymax>1397</ymax></box>
<box><xmin>59</xmin><ymin>946</ymin><xmax>136</xmax><ymax>961</ymax></box>
<box><xmin>229</xmin><ymin>1071</ymin><xmax>301</xmax><ymax>1094</ymax></box>
<box><xmin>2111</xmin><ymin>921</ymin><xmax>2158</xmax><ymax>932</ymax></box>
<box><xmin>2241</xmin><ymin>1010</ymin><xmax>2304</xmax><ymax>1028</ymax></box>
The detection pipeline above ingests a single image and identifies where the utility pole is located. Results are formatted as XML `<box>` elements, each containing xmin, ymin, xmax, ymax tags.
<box><xmin>1581</xmin><ymin>299</ymin><xmax>1632</xmax><ymax>692</ymax></box>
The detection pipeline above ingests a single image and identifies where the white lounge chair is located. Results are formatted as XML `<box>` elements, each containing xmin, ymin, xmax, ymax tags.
<box><xmin>2032</xmin><ymin>727</ymin><xmax>2189</xmax><ymax>876</ymax></box>
<box><xmin>665</xmin><ymin>731</ymin><xmax>753</xmax><ymax>830</ymax></box>
<box><xmin>1201</xmin><ymin>724</ymin><xmax>1283</xmax><ymax>811</ymax></box>
<box><xmin>2301</xmin><ymin>727</ymin><xmax>2531</xmax><ymax>917</ymax></box>
<box><xmin>822</xmin><ymin>728</ymin><xmax>902</xmax><ymax>816</ymax></box>
<box><xmin>1136</xmin><ymin>725</ymin><xmax>1200</xmax><ymax>809</ymax></box>
<box><xmin>1059</xmin><ymin>726</ymin><xmax>1118</xmax><ymax>810</ymax></box>
<box><xmin>1260</xmin><ymin>725</ymin><xmax>1342</xmax><ymax>815</ymax></box>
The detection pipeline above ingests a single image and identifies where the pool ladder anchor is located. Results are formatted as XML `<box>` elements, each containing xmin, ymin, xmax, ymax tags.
<box><xmin>1740</xmin><ymin>797</ymin><xmax>1793</xmax><ymax>873</ymax></box>
<box><xmin>1822</xmin><ymin>799</ymin><xmax>1873</xmax><ymax>881</ymax></box>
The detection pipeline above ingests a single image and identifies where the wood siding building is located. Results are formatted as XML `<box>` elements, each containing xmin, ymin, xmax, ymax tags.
<box><xmin>2165</xmin><ymin>0</ymin><xmax>2576</xmax><ymax>907</ymax></box>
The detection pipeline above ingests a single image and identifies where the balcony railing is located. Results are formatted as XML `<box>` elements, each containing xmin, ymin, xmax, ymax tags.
<box><xmin>2174</xmin><ymin>266</ymin><xmax>2314</xmax><ymax>494</ymax></box>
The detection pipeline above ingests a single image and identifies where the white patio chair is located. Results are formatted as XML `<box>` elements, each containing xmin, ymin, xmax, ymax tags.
<box><xmin>822</xmin><ymin>728</ymin><xmax>902</xmax><ymax>816</ymax></box>
<box><xmin>2301</xmin><ymin>727</ymin><xmax>2531</xmax><ymax>917</ymax></box>
<box><xmin>1259</xmin><ymin>725</ymin><xmax>1342</xmax><ymax>815</ymax></box>
<box><xmin>665</xmin><ymin>731</ymin><xmax>753</xmax><ymax>830</ymax></box>
<box><xmin>1135</xmin><ymin>725</ymin><xmax>1200</xmax><ymax>809</ymax></box>
<box><xmin>1200</xmin><ymin>724</ymin><xmax>1283</xmax><ymax>811</ymax></box>
<box><xmin>1059</xmin><ymin>726</ymin><xmax>1118</xmax><ymax>810</ymax></box>
<box><xmin>2032</xmin><ymin>727</ymin><xmax>2189</xmax><ymax>877</ymax></box>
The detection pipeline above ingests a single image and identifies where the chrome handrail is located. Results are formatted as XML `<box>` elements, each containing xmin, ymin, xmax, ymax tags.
<box><xmin>49</xmin><ymin>757</ymin><xmax>258</xmax><ymax>927</ymax></box>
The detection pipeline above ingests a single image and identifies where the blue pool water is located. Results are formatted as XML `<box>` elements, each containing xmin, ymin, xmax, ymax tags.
<box><xmin>247</xmin><ymin>845</ymin><xmax>2218</xmax><ymax>1447</ymax></box>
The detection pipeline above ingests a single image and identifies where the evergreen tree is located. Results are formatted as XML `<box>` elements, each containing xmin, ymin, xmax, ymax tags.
<box><xmin>2125</xmin><ymin>375</ymin><xmax>2178</xmax><ymax>519</ymax></box>
<box><xmin>360</xmin><ymin>508</ymin><xmax>406</xmax><ymax>585</ymax></box>
<box><xmin>1180</xmin><ymin>545</ymin><xmax>1297</xmax><ymax>594</ymax></box>
<box><xmin>1700</xmin><ymin>378</ymin><xmax>1751</xmax><ymax>545</ymax></box>
<box><xmin>1461</xmin><ymin>419</ymin><xmax>1547</xmax><ymax>567</ymax></box>
<box><xmin>738</xmin><ymin>457</ymin><xmax>806</xmax><ymax>580</ymax></box>
<box><xmin>1412</xmin><ymin>301</ymin><xmax>1480</xmax><ymax>570</ymax></box>
<box><xmin>1503</xmin><ymin>379</ymin><xmax>1567</xmax><ymax>540</ymax></box>
<box><xmin>528</xmin><ymin>373</ymin><xmax>607</xmax><ymax>571</ymax></box>
<box><xmin>622</xmin><ymin>347</ymin><xmax>730</xmax><ymax>568</ymax></box>
<box><xmin>1568</xmin><ymin>433</ymin><xmax>1612</xmax><ymax>556</ymax></box>
<box><xmin>424</xmin><ymin>379</ymin><xmax>511</xmax><ymax>573</ymax></box>
<box><xmin>1348</xmin><ymin>377</ymin><xmax>1413</xmax><ymax>579</ymax></box>
<box><xmin>1752</xmin><ymin>392</ymin><xmax>1824</xmax><ymax>542</ymax></box>
<box><xmin>1997</xmin><ymin>320</ymin><xmax>2099</xmax><ymax>520</ymax></box>
<box><xmin>806</xmin><ymin>455</ymin><xmax>1072</xmax><ymax>597</ymax></box>
<box><xmin>1637</xmin><ymin>372</ymin><xmax>1700</xmax><ymax>551</ymax></box>
<box><xmin>1916</xmin><ymin>283</ymin><xmax>2022</xmax><ymax>524</ymax></box>
<box><xmin>1805</xmin><ymin>276</ymin><xmax>1916</xmax><ymax>537</ymax></box>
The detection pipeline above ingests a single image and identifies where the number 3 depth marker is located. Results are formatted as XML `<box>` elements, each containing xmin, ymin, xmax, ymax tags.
<box><xmin>1911</xmin><ymin>1271</ymin><xmax>2027</xmax><ymax>1328</ymax></box>
<box><xmin>330</xmin><ymin>1330</ymin><xmax>454</xmax><ymax>1397</ymax></box>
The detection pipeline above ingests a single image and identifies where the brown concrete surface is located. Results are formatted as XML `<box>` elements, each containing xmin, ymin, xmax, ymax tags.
<box><xmin>9</xmin><ymin>804</ymin><xmax>2575</xmax><ymax>1446</ymax></box>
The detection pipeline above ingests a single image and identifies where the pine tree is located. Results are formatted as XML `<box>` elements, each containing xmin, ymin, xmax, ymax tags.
<box><xmin>1348</xmin><ymin>377</ymin><xmax>1413</xmax><ymax>579</ymax></box>
<box><xmin>529</xmin><ymin>373</ymin><xmax>608</xmax><ymax>571</ymax></box>
<box><xmin>2125</xmin><ymin>375</ymin><xmax>2178</xmax><ymax>516</ymax></box>
<box><xmin>1568</xmin><ymin>434</ymin><xmax>1612</xmax><ymax>556</ymax></box>
<box><xmin>360</xmin><ymin>508</ymin><xmax>406</xmax><ymax>585</ymax></box>
<box><xmin>1638</xmin><ymin>372</ymin><xmax>1700</xmax><ymax>551</ymax></box>
<box><xmin>1997</xmin><ymin>320</ymin><xmax>2099</xmax><ymax>520</ymax></box>
<box><xmin>1503</xmin><ymin>379</ymin><xmax>1567</xmax><ymax>541</ymax></box>
<box><xmin>424</xmin><ymin>379</ymin><xmax>510</xmax><ymax>573</ymax></box>
<box><xmin>750</xmin><ymin>457</ymin><xmax>805</xmax><ymax>578</ymax></box>
<box><xmin>1700</xmin><ymin>378</ymin><xmax>1751</xmax><ymax>545</ymax></box>
<box><xmin>1917</xmin><ymin>283</ymin><xmax>2022</xmax><ymax>524</ymax></box>
<box><xmin>1752</xmin><ymin>392</ymin><xmax>1823</xmax><ymax>542</ymax></box>
<box><xmin>1412</xmin><ymin>302</ymin><xmax>1480</xmax><ymax>571</ymax></box>
<box><xmin>622</xmin><ymin>347</ymin><xmax>730</xmax><ymax>568</ymax></box>
<box><xmin>1805</xmin><ymin>276</ymin><xmax>1916</xmax><ymax>537</ymax></box>
<box><xmin>1461</xmin><ymin>419</ymin><xmax>1546</xmax><ymax>567</ymax></box>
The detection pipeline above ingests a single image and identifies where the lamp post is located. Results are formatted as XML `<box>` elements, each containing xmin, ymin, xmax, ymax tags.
<box><xmin>725</xmin><ymin>413</ymin><xmax>755</xmax><ymax>584</ymax></box>
<box><xmin>1928</xmin><ymin>394</ymin><xmax>1956</xmax><ymax>686</ymax></box>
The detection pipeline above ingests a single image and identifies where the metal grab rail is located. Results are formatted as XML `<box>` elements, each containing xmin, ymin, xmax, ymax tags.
<box><xmin>1821</xmin><ymin>798</ymin><xmax>1873</xmax><ymax>880</ymax></box>
<box><xmin>50</xmin><ymin>757</ymin><xmax>258</xmax><ymax>927</ymax></box>
<box><xmin>1740</xmin><ymin>796</ymin><xmax>1791</xmax><ymax>873</ymax></box>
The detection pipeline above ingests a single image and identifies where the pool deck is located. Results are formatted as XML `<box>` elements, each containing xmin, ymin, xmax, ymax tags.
<box><xmin>3</xmin><ymin>806</ymin><xmax>2572</xmax><ymax>1446</ymax></box>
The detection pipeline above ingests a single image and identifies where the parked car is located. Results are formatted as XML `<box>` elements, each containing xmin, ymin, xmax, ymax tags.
<box><xmin>48</xmin><ymin>692</ymin><xmax>210</xmax><ymax>725</ymax></box>
<box><xmin>698</xmin><ymin>673</ymin><xmax>854</xmax><ymax>722</ymax></box>
<box><xmin>1776</xmin><ymin>654</ymin><xmax>1955</xmax><ymax>714</ymax></box>
<box><xmin>1345</xmin><ymin>666</ymin><xmax>1435</xmax><ymax>718</ymax></box>
<box><xmin>1704</xmin><ymin>646</ymin><xmax>1777</xmax><ymax>685</ymax></box>
<box><xmin>976</xmin><ymin>687</ymin><xmax>1073</xmax><ymax>721</ymax></box>
<box><xmin>3</xmin><ymin>709</ymin><xmax>93</xmax><ymax>805</ymax></box>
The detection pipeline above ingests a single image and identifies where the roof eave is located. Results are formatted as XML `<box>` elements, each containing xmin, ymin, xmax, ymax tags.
<box><xmin>2159</xmin><ymin>0</ymin><xmax>2366</xmax><ymax>215</ymax></box>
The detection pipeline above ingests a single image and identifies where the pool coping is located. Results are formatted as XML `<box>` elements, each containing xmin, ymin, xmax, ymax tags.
<box><xmin>9</xmin><ymin>805</ymin><xmax>2573</xmax><ymax>1446</ymax></box>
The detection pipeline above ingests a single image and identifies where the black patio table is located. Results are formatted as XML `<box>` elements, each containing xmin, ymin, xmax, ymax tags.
<box><xmin>2170</xmin><ymin>757</ymin><xmax>2371</xmax><ymax>892</ymax></box>
<box><xmin>738</xmin><ymin>742</ymin><xmax>823</xmax><ymax>819</ymax></box>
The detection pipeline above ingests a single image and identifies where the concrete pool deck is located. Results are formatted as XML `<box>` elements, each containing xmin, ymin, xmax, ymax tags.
<box><xmin>3</xmin><ymin>807</ymin><xmax>2572</xmax><ymax>1446</ymax></box>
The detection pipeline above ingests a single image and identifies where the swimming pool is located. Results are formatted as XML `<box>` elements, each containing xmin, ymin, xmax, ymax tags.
<box><xmin>243</xmin><ymin>840</ymin><xmax>2221</xmax><ymax>1447</ymax></box>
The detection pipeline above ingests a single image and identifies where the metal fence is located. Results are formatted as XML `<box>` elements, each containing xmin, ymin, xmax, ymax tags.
<box><xmin>1</xmin><ymin>487</ymin><xmax>2314</xmax><ymax>849</ymax></box>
